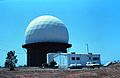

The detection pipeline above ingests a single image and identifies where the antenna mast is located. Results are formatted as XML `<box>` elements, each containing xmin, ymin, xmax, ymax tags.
<box><xmin>86</xmin><ymin>44</ymin><xmax>89</xmax><ymax>54</ymax></box>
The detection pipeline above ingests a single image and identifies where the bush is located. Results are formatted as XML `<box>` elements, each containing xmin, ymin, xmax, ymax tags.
<box><xmin>49</xmin><ymin>60</ymin><xmax>57</xmax><ymax>67</ymax></box>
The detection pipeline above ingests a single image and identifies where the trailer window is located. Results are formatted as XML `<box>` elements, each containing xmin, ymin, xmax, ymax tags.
<box><xmin>72</xmin><ymin>57</ymin><xmax>75</xmax><ymax>60</ymax></box>
<box><xmin>76</xmin><ymin>57</ymin><xmax>80</xmax><ymax>60</ymax></box>
<box><xmin>93</xmin><ymin>57</ymin><xmax>99</xmax><ymax>60</ymax></box>
<box><xmin>89</xmin><ymin>57</ymin><xmax>91</xmax><ymax>60</ymax></box>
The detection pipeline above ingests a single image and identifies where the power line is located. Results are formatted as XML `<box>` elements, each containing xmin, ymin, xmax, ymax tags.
<box><xmin>22</xmin><ymin>48</ymin><xmax>27</xmax><ymax>54</ymax></box>
<box><xmin>0</xmin><ymin>49</ymin><xmax>8</xmax><ymax>52</ymax></box>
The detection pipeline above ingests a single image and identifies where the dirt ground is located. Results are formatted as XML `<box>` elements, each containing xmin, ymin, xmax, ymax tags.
<box><xmin>0</xmin><ymin>64</ymin><xmax>120</xmax><ymax>78</ymax></box>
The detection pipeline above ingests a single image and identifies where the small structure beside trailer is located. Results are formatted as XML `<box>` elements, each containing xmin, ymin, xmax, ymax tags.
<box><xmin>47</xmin><ymin>52</ymin><xmax>101</xmax><ymax>69</ymax></box>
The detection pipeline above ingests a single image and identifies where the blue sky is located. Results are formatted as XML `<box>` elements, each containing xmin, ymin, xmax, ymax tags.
<box><xmin>0</xmin><ymin>0</ymin><xmax>120</xmax><ymax>66</ymax></box>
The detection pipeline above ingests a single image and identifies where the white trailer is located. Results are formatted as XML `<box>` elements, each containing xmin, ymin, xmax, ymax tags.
<box><xmin>47</xmin><ymin>52</ymin><xmax>101</xmax><ymax>68</ymax></box>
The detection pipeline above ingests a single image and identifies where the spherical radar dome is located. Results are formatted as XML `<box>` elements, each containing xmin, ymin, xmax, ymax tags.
<box><xmin>25</xmin><ymin>15</ymin><xmax>69</xmax><ymax>44</ymax></box>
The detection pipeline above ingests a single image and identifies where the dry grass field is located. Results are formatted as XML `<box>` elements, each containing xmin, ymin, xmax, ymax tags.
<box><xmin>0</xmin><ymin>63</ymin><xmax>120</xmax><ymax>78</ymax></box>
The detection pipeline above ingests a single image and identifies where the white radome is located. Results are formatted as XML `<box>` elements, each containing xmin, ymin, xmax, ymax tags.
<box><xmin>25</xmin><ymin>15</ymin><xmax>69</xmax><ymax>44</ymax></box>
